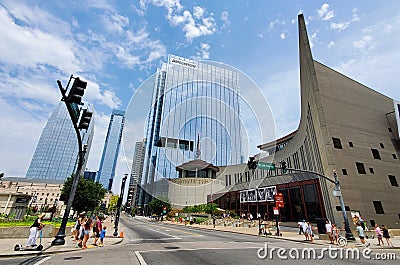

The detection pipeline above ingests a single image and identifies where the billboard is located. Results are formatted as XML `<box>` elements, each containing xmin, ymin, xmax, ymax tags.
<box><xmin>240</xmin><ymin>186</ymin><xmax>276</xmax><ymax>203</ymax></box>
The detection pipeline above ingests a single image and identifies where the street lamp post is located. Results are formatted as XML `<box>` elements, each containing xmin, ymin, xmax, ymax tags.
<box><xmin>333</xmin><ymin>170</ymin><xmax>355</xmax><ymax>240</ymax></box>
<box><xmin>114</xmin><ymin>174</ymin><xmax>128</xmax><ymax>237</ymax></box>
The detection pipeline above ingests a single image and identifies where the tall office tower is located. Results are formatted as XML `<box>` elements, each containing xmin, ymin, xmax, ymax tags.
<box><xmin>97</xmin><ymin>110</ymin><xmax>125</xmax><ymax>191</ymax></box>
<box><xmin>140</xmin><ymin>55</ymin><xmax>243</xmax><ymax>204</ymax></box>
<box><xmin>26</xmin><ymin>102</ymin><xmax>94</xmax><ymax>180</ymax></box>
<box><xmin>126</xmin><ymin>139</ymin><xmax>146</xmax><ymax>209</ymax></box>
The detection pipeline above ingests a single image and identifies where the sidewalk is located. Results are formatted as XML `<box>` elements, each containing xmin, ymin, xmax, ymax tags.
<box><xmin>163</xmin><ymin>219</ymin><xmax>400</xmax><ymax>250</ymax></box>
<box><xmin>0</xmin><ymin>219</ymin><xmax>124</xmax><ymax>258</ymax></box>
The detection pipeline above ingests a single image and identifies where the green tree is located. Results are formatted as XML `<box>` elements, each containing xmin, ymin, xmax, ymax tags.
<box><xmin>61</xmin><ymin>176</ymin><xmax>107</xmax><ymax>215</ymax></box>
<box><xmin>148</xmin><ymin>196</ymin><xmax>172</xmax><ymax>216</ymax></box>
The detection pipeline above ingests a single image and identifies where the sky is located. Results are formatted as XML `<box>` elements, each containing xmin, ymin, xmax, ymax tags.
<box><xmin>1</xmin><ymin>0</ymin><xmax>400</xmax><ymax>194</ymax></box>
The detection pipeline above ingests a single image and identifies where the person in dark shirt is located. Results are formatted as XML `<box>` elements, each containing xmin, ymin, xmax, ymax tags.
<box><xmin>26</xmin><ymin>213</ymin><xmax>45</xmax><ymax>247</ymax></box>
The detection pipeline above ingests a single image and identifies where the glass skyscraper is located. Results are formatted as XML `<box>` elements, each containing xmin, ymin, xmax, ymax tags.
<box><xmin>97</xmin><ymin>109</ymin><xmax>125</xmax><ymax>191</ymax></box>
<box><xmin>140</xmin><ymin>55</ymin><xmax>243</xmax><ymax>204</ymax></box>
<box><xmin>26</xmin><ymin>102</ymin><xmax>94</xmax><ymax>181</ymax></box>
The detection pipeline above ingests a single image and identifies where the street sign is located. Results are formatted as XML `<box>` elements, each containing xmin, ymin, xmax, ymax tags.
<box><xmin>273</xmin><ymin>207</ymin><xmax>279</xmax><ymax>215</ymax></box>
<box><xmin>257</xmin><ymin>162</ymin><xmax>275</xmax><ymax>170</ymax></box>
<box><xmin>275</xmin><ymin>193</ymin><xmax>284</xmax><ymax>208</ymax></box>
<box><xmin>333</xmin><ymin>190</ymin><xmax>342</xmax><ymax>197</ymax></box>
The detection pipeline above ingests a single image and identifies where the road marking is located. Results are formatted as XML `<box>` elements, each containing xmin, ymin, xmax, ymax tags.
<box><xmin>160</xmin><ymin>226</ymin><xmax>203</xmax><ymax>236</ymax></box>
<box><xmin>146</xmin><ymin>227</ymin><xmax>179</xmax><ymax>238</ymax></box>
<box><xmin>34</xmin><ymin>255</ymin><xmax>53</xmax><ymax>265</ymax></box>
<box><xmin>137</xmin><ymin>245</ymin><xmax>260</xmax><ymax>253</ymax></box>
<box><xmin>134</xmin><ymin>251</ymin><xmax>148</xmax><ymax>265</ymax></box>
<box><xmin>130</xmin><ymin>237</ymin><xmax>182</xmax><ymax>241</ymax></box>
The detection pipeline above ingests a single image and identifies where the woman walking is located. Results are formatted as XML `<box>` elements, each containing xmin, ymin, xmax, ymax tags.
<box><xmin>381</xmin><ymin>225</ymin><xmax>394</xmax><ymax>247</ymax></box>
<box><xmin>374</xmin><ymin>224</ymin><xmax>384</xmax><ymax>246</ymax></box>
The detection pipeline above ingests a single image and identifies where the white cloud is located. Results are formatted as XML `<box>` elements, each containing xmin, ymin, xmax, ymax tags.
<box><xmin>317</xmin><ymin>3</ymin><xmax>334</xmax><ymax>21</ymax></box>
<box><xmin>257</xmin><ymin>33</ymin><xmax>264</xmax><ymax>38</ymax></box>
<box><xmin>280</xmin><ymin>32</ymin><xmax>286</xmax><ymax>39</ymax></box>
<box><xmin>193</xmin><ymin>6</ymin><xmax>204</xmax><ymax>19</ymax></box>
<box><xmin>102</xmin><ymin>12</ymin><xmax>129</xmax><ymax>34</ymax></box>
<box><xmin>268</xmin><ymin>19</ymin><xmax>285</xmax><ymax>31</ymax></box>
<box><xmin>195</xmin><ymin>43</ymin><xmax>211</xmax><ymax>59</ymax></box>
<box><xmin>327</xmin><ymin>41</ymin><xmax>335</xmax><ymax>48</ymax></box>
<box><xmin>220</xmin><ymin>10</ymin><xmax>230</xmax><ymax>30</ymax></box>
<box><xmin>329</xmin><ymin>7</ymin><xmax>360</xmax><ymax>32</ymax></box>
<box><xmin>353</xmin><ymin>35</ymin><xmax>375</xmax><ymax>50</ymax></box>
<box><xmin>330</xmin><ymin>21</ymin><xmax>350</xmax><ymax>31</ymax></box>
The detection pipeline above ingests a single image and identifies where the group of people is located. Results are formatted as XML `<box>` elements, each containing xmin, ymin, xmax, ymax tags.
<box><xmin>324</xmin><ymin>220</ymin><xmax>341</xmax><ymax>245</ymax></box>
<box><xmin>72</xmin><ymin>212</ymin><xmax>107</xmax><ymax>249</ymax></box>
<box><xmin>298</xmin><ymin>220</ymin><xmax>314</xmax><ymax>242</ymax></box>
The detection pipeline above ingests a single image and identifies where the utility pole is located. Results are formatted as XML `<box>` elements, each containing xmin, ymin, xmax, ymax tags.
<box><xmin>114</xmin><ymin>174</ymin><xmax>128</xmax><ymax>236</ymax></box>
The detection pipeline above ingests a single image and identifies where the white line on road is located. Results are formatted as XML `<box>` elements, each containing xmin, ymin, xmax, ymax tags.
<box><xmin>146</xmin><ymin>227</ymin><xmax>179</xmax><ymax>238</ymax></box>
<box><xmin>137</xmin><ymin>245</ymin><xmax>261</xmax><ymax>253</ymax></box>
<box><xmin>134</xmin><ymin>251</ymin><xmax>148</xmax><ymax>265</ymax></box>
<box><xmin>34</xmin><ymin>255</ymin><xmax>53</xmax><ymax>265</ymax></box>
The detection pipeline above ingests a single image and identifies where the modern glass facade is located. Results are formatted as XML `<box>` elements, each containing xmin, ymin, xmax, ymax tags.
<box><xmin>97</xmin><ymin>109</ymin><xmax>125</xmax><ymax>191</ymax></box>
<box><xmin>140</xmin><ymin>55</ymin><xmax>243</xmax><ymax>204</ymax></box>
<box><xmin>26</xmin><ymin>102</ymin><xmax>94</xmax><ymax>181</ymax></box>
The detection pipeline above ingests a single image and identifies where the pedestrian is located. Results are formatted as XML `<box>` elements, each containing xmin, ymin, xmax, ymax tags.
<box><xmin>82</xmin><ymin>217</ymin><xmax>92</xmax><ymax>249</ymax></box>
<box><xmin>99</xmin><ymin>226</ymin><xmax>107</xmax><ymax>247</ymax></box>
<box><xmin>74</xmin><ymin>212</ymin><xmax>85</xmax><ymax>242</ymax></box>
<box><xmin>94</xmin><ymin>215</ymin><xmax>103</xmax><ymax>246</ymax></box>
<box><xmin>325</xmin><ymin>220</ymin><xmax>333</xmax><ymax>244</ymax></box>
<box><xmin>306</xmin><ymin>222</ymin><xmax>314</xmax><ymax>242</ymax></box>
<box><xmin>381</xmin><ymin>225</ymin><xmax>394</xmax><ymax>247</ymax></box>
<box><xmin>332</xmin><ymin>224</ymin><xmax>339</xmax><ymax>244</ymax></box>
<box><xmin>302</xmin><ymin>221</ymin><xmax>309</xmax><ymax>241</ymax></box>
<box><xmin>26</xmin><ymin>213</ymin><xmax>45</xmax><ymax>248</ymax></box>
<box><xmin>374</xmin><ymin>224</ymin><xmax>384</xmax><ymax>246</ymax></box>
<box><xmin>356</xmin><ymin>222</ymin><xmax>370</xmax><ymax>247</ymax></box>
<box><xmin>358</xmin><ymin>215</ymin><xmax>366</xmax><ymax>230</ymax></box>
<box><xmin>298</xmin><ymin>220</ymin><xmax>305</xmax><ymax>235</ymax></box>
<box><xmin>212</xmin><ymin>216</ymin><xmax>216</xmax><ymax>228</ymax></box>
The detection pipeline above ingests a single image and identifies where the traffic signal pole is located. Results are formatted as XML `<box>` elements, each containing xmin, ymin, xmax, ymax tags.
<box><xmin>52</xmin><ymin>76</ymin><xmax>88</xmax><ymax>246</ymax></box>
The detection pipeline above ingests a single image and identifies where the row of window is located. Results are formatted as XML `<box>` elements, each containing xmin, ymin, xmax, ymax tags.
<box><xmin>333</xmin><ymin>137</ymin><xmax>397</xmax><ymax>160</ymax></box>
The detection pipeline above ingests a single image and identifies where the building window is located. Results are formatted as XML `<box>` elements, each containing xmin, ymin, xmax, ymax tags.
<box><xmin>332</xmin><ymin>137</ymin><xmax>342</xmax><ymax>149</ymax></box>
<box><xmin>380</xmin><ymin>143</ymin><xmax>385</xmax><ymax>148</ymax></box>
<box><xmin>373</xmin><ymin>201</ymin><xmax>385</xmax><ymax>214</ymax></box>
<box><xmin>371</xmin><ymin>149</ymin><xmax>381</xmax><ymax>159</ymax></box>
<box><xmin>388</xmin><ymin>128</ymin><xmax>392</xmax><ymax>132</ymax></box>
<box><xmin>393</xmin><ymin>154</ymin><xmax>397</xmax><ymax>159</ymax></box>
<box><xmin>348</xmin><ymin>142</ymin><xmax>353</xmax><ymax>147</ymax></box>
<box><xmin>369</xmin><ymin>168</ymin><xmax>374</xmax><ymax>174</ymax></box>
<box><xmin>342</xmin><ymin>169</ymin><xmax>348</xmax><ymax>175</ymax></box>
<box><xmin>335</xmin><ymin>206</ymin><xmax>350</xmax><ymax>211</ymax></box>
<box><xmin>356</xmin><ymin>162</ymin><xmax>366</xmax><ymax>174</ymax></box>
<box><xmin>388</xmin><ymin>175</ymin><xmax>399</xmax><ymax>187</ymax></box>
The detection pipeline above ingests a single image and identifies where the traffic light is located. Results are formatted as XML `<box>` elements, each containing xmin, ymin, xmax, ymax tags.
<box><xmin>78</xmin><ymin>109</ymin><xmax>93</xmax><ymax>130</ymax></box>
<box><xmin>247</xmin><ymin>156</ymin><xmax>258</xmax><ymax>170</ymax></box>
<box><xmin>281</xmin><ymin>161</ymin><xmax>287</xmax><ymax>174</ymax></box>
<box><xmin>66</xmin><ymin>77</ymin><xmax>87</xmax><ymax>104</ymax></box>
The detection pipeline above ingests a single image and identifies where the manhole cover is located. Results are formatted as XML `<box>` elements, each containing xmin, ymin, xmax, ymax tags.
<box><xmin>164</xmin><ymin>246</ymin><xmax>180</xmax><ymax>249</ymax></box>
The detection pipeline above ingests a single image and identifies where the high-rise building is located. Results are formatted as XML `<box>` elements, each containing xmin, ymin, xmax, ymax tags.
<box><xmin>140</xmin><ymin>55</ymin><xmax>243</xmax><ymax>205</ymax></box>
<box><xmin>97</xmin><ymin>110</ymin><xmax>125</xmax><ymax>191</ymax></box>
<box><xmin>26</xmin><ymin>102</ymin><xmax>94</xmax><ymax>181</ymax></box>
<box><xmin>126</xmin><ymin>139</ymin><xmax>146</xmax><ymax>210</ymax></box>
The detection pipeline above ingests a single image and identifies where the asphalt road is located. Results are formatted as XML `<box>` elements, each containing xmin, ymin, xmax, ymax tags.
<box><xmin>1</xmin><ymin>214</ymin><xmax>398</xmax><ymax>265</ymax></box>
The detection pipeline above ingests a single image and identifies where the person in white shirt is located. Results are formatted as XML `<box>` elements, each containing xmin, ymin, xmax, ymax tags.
<box><xmin>325</xmin><ymin>220</ymin><xmax>333</xmax><ymax>244</ymax></box>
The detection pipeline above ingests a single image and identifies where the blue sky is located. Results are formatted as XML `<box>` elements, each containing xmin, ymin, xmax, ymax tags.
<box><xmin>1</xmin><ymin>0</ymin><xmax>400</xmax><ymax>193</ymax></box>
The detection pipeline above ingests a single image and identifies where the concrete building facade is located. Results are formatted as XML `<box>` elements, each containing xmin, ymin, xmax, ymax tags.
<box><xmin>212</xmin><ymin>14</ymin><xmax>400</xmax><ymax>228</ymax></box>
